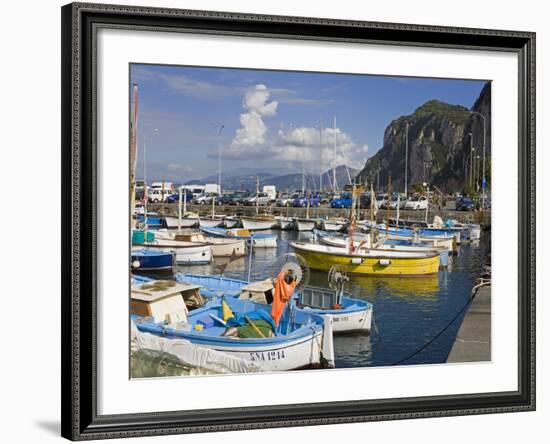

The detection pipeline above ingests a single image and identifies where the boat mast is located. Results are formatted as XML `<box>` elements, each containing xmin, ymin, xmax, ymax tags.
<box><xmin>319</xmin><ymin>120</ymin><xmax>323</xmax><ymax>192</ymax></box>
<box><xmin>255</xmin><ymin>176</ymin><xmax>259</xmax><ymax>215</ymax></box>
<box><xmin>218</xmin><ymin>124</ymin><xmax>224</xmax><ymax>195</ymax></box>
<box><xmin>130</xmin><ymin>83</ymin><xmax>139</xmax><ymax>228</ymax></box>
<box><xmin>386</xmin><ymin>175</ymin><xmax>391</xmax><ymax>237</ymax></box>
<box><xmin>178</xmin><ymin>186</ymin><xmax>182</xmax><ymax>233</ymax></box>
<box><xmin>301</xmin><ymin>129</ymin><xmax>305</xmax><ymax>195</ymax></box>
<box><xmin>333</xmin><ymin>117</ymin><xmax>337</xmax><ymax>193</ymax></box>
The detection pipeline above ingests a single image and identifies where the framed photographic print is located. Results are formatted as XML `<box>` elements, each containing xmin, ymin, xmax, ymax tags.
<box><xmin>61</xmin><ymin>2</ymin><xmax>535</xmax><ymax>440</ymax></box>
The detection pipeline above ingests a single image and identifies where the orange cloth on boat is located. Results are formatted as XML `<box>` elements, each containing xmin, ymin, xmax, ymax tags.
<box><xmin>271</xmin><ymin>271</ymin><xmax>297</xmax><ymax>327</ymax></box>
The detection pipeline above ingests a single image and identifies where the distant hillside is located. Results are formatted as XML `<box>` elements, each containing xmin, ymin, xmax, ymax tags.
<box><xmin>186</xmin><ymin>164</ymin><xmax>357</xmax><ymax>193</ymax></box>
<box><xmin>356</xmin><ymin>82</ymin><xmax>491</xmax><ymax>194</ymax></box>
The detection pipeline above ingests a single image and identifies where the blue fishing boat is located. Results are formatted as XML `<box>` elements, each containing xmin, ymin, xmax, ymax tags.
<box><xmin>131</xmin><ymin>281</ymin><xmax>331</xmax><ymax>371</ymax></box>
<box><xmin>136</xmin><ymin>213</ymin><xmax>163</xmax><ymax>228</ymax></box>
<box><xmin>200</xmin><ymin>226</ymin><xmax>277</xmax><ymax>248</ymax></box>
<box><xmin>131</xmin><ymin>249</ymin><xmax>174</xmax><ymax>271</ymax></box>
<box><xmin>176</xmin><ymin>272</ymin><xmax>372</xmax><ymax>334</ymax></box>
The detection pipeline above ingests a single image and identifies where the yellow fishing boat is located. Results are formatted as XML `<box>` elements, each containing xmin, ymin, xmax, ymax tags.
<box><xmin>290</xmin><ymin>242</ymin><xmax>440</xmax><ymax>276</ymax></box>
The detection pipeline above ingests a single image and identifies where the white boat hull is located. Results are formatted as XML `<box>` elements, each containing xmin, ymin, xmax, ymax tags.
<box><xmin>163</xmin><ymin>215</ymin><xmax>199</xmax><ymax>229</ymax></box>
<box><xmin>241</xmin><ymin>218</ymin><xmax>276</xmax><ymax>231</ymax></box>
<box><xmin>296</xmin><ymin>219</ymin><xmax>316</xmax><ymax>231</ymax></box>
<box><xmin>145</xmin><ymin>241</ymin><xmax>212</xmax><ymax>264</ymax></box>
<box><xmin>224</xmin><ymin>218</ymin><xmax>240</xmax><ymax>228</ymax></box>
<box><xmin>199</xmin><ymin>218</ymin><xmax>224</xmax><ymax>228</ymax></box>
<box><xmin>250</xmin><ymin>236</ymin><xmax>278</xmax><ymax>248</ymax></box>
<box><xmin>322</xmin><ymin>221</ymin><xmax>345</xmax><ymax>232</ymax></box>
<box><xmin>276</xmin><ymin>217</ymin><xmax>294</xmax><ymax>230</ymax></box>
<box><xmin>193</xmin><ymin>329</ymin><xmax>324</xmax><ymax>371</ymax></box>
<box><xmin>331</xmin><ymin>307</ymin><xmax>372</xmax><ymax>333</ymax></box>
<box><xmin>207</xmin><ymin>238</ymin><xmax>246</xmax><ymax>257</ymax></box>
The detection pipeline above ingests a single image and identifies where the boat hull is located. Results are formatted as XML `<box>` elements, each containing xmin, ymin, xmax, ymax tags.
<box><xmin>322</xmin><ymin>221</ymin><xmax>345</xmax><ymax>232</ymax></box>
<box><xmin>276</xmin><ymin>217</ymin><xmax>294</xmax><ymax>230</ymax></box>
<box><xmin>143</xmin><ymin>243</ymin><xmax>212</xmax><ymax>265</ymax></box>
<box><xmin>295</xmin><ymin>219</ymin><xmax>316</xmax><ymax>231</ymax></box>
<box><xmin>291</xmin><ymin>243</ymin><xmax>440</xmax><ymax>276</ymax></box>
<box><xmin>199</xmin><ymin>218</ymin><xmax>224</xmax><ymax>228</ymax></box>
<box><xmin>163</xmin><ymin>215</ymin><xmax>199</xmax><ymax>229</ymax></box>
<box><xmin>131</xmin><ymin>250</ymin><xmax>174</xmax><ymax>271</ymax></box>
<box><xmin>241</xmin><ymin>217</ymin><xmax>276</xmax><ymax>231</ymax></box>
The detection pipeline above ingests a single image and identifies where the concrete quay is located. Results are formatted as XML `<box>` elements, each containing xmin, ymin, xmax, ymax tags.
<box><xmin>447</xmin><ymin>284</ymin><xmax>491</xmax><ymax>363</ymax></box>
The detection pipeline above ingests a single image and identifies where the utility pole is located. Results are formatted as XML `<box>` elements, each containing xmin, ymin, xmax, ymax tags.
<box><xmin>404</xmin><ymin>121</ymin><xmax>409</xmax><ymax>197</ymax></box>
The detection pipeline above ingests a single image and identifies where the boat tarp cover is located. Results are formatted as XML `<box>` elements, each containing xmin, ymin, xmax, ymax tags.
<box><xmin>224</xmin><ymin>310</ymin><xmax>277</xmax><ymax>337</ymax></box>
<box><xmin>131</xmin><ymin>321</ymin><xmax>258</xmax><ymax>374</ymax></box>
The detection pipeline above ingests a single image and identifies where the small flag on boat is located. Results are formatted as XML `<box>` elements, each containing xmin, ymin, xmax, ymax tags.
<box><xmin>221</xmin><ymin>297</ymin><xmax>235</xmax><ymax>321</ymax></box>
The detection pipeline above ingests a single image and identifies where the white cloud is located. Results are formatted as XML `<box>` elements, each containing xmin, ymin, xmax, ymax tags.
<box><xmin>218</xmin><ymin>83</ymin><xmax>368</xmax><ymax>170</ymax></box>
<box><xmin>274</xmin><ymin>125</ymin><xmax>368</xmax><ymax>171</ymax></box>
<box><xmin>225</xmin><ymin>85</ymin><xmax>278</xmax><ymax>158</ymax></box>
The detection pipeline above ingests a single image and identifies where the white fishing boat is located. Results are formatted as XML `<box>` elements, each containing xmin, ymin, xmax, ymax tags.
<box><xmin>321</xmin><ymin>218</ymin><xmax>347</xmax><ymax>232</ymax></box>
<box><xmin>295</xmin><ymin>218</ymin><xmax>317</xmax><ymax>231</ymax></box>
<box><xmin>154</xmin><ymin>231</ymin><xmax>246</xmax><ymax>258</ymax></box>
<box><xmin>200</xmin><ymin>227</ymin><xmax>278</xmax><ymax>248</ymax></box>
<box><xmin>275</xmin><ymin>216</ymin><xmax>294</xmax><ymax>230</ymax></box>
<box><xmin>199</xmin><ymin>217</ymin><xmax>224</xmax><ymax>228</ymax></box>
<box><xmin>141</xmin><ymin>239</ymin><xmax>213</xmax><ymax>265</ymax></box>
<box><xmin>224</xmin><ymin>216</ymin><xmax>240</xmax><ymax>228</ymax></box>
<box><xmin>241</xmin><ymin>216</ymin><xmax>277</xmax><ymax>231</ymax></box>
<box><xmin>163</xmin><ymin>214</ymin><xmax>199</xmax><ymax>229</ymax></box>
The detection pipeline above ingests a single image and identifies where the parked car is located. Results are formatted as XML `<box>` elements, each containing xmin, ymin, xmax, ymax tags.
<box><xmin>245</xmin><ymin>192</ymin><xmax>271</xmax><ymax>206</ymax></box>
<box><xmin>319</xmin><ymin>192</ymin><xmax>332</xmax><ymax>204</ymax></box>
<box><xmin>404</xmin><ymin>195</ymin><xmax>428</xmax><ymax>210</ymax></box>
<box><xmin>227</xmin><ymin>192</ymin><xmax>251</xmax><ymax>205</ymax></box>
<box><xmin>330</xmin><ymin>193</ymin><xmax>353</xmax><ymax>209</ymax></box>
<box><xmin>276</xmin><ymin>193</ymin><xmax>293</xmax><ymax>207</ymax></box>
<box><xmin>386</xmin><ymin>194</ymin><xmax>406</xmax><ymax>209</ymax></box>
<box><xmin>292</xmin><ymin>194</ymin><xmax>321</xmax><ymax>207</ymax></box>
<box><xmin>214</xmin><ymin>194</ymin><xmax>234</xmax><ymax>206</ymax></box>
<box><xmin>376</xmin><ymin>193</ymin><xmax>388</xmax><ymax>209</ymax></box>
<box><xmin>455</xmin><ymin>196</ymin><xmax>475</xmax><ymax>211</ymax></box>
<box><xmin>193</xmin><ymin>192</ymin><xmax>218</xmax><ymax>205</ymax></box>
<box><xmin>359</xmin><ymin>192</ymin><xmax>372</xmax><ymax>209</ymax></box>
<box><xmin>166</xmin><ymin>191</ymin><xmax>194</xmax><ymax>204</ymax></box>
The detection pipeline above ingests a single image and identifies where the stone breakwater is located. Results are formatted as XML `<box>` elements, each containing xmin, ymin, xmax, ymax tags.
<box><xmin>148</xmin><ymin>203</ymin><xmax>490</xmax><ymax>226</ymax></box>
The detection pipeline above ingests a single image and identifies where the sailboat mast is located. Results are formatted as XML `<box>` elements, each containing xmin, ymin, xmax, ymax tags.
<box><xmin>130</xmin><ymin>83</ymin><xmax>139</xmax><ymax>225</ymax></box>
<box><xmin>218</xmin><ymin>124</ymin><xmax>224</xmax><ymax>195</ymax></box>
<box><xmin>333</xmin><ymin>117</ymin><xmax>337</xmax><ymax>193</ymax></box>
<box><xmin>319</xmin><ymin>120</ymin><xmax>323</xmax><ymax>192</ymax></box>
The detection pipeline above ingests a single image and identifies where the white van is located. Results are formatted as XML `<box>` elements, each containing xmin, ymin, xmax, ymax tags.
<box><xmin>148</xmin><ymin>188</ymin><xmax>170</xmax><ymax>203</ymax></box>
<box><xmin>262</xmin><ymin>185</ymin><xmax>277</xmax><ymax>202</ymax></box>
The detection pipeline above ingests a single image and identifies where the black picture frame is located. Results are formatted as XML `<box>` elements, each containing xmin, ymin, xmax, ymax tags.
<box><xmin>61</xmin><ymin>2</ymin><xmax>536</xmax><ymax>440</ymax></box>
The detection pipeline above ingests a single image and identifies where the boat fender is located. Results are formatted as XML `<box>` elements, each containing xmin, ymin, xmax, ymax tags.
<box><xmin>351</xmin><ymin>258</ymin><xmax>362</xmax><ymax>265</ymax></box>
<box><xmin>379</xmin><ymin>259</ymin><xmax>391</xmax><ymax>266</ymax></box>
<box><xmin>132</xmin><ymin>260</ymin><xmax>141</xmax><ymax>269</ymax></box>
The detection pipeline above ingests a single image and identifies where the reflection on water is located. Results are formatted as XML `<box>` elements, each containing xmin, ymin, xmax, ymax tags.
<box><xmin>141</xmin><ymin>229</ymin><xmax>490</xmax><ymax>368</ymax></box>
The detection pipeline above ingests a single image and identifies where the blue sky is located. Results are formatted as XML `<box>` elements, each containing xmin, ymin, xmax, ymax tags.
<box><xmin>131</xmin><ymin>64</ymin><xmax>486</xmax><ymax>182</ymax></box>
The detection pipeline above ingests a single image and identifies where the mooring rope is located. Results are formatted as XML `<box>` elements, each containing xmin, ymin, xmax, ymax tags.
<box><xmin>389</xmin><ymin>277</ymin><xmax>490</xmax><ymax>366</ymax></box>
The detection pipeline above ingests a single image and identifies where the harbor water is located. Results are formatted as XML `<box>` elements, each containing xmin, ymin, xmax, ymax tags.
<box><xmin>140</xmin><ymin>229</ymin><xmax>490</xmax><ymax>369</ymax></box>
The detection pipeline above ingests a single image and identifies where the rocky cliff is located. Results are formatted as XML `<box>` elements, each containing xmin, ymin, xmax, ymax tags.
<box><xmin>356</xmin><ymin>82</ymin><xmax>491</xmax><ymax>194</ymax></box>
